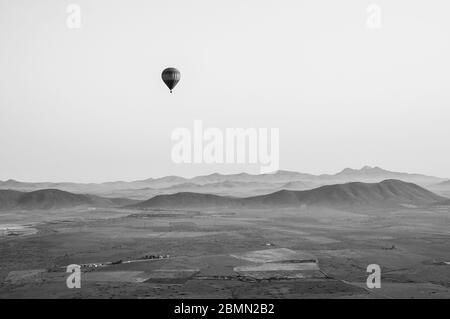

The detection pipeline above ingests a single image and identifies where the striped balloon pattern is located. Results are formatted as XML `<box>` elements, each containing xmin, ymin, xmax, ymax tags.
<box><xmin>161</xmin><ymin>68</ymin><xmax>181</xmax><ymax>93</ymax></box>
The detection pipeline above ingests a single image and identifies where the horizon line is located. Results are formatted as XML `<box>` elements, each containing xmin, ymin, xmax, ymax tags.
<box><xmin>0</xmin><ymin>166</ymin><xmax>448</xmax><ymax>184</ymax></box>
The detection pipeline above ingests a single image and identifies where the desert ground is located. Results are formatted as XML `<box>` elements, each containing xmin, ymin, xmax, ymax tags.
<box><xmin>1</xmin><ymin>203</ymin><xmax>449</xmax><ymax>299</ymax></box>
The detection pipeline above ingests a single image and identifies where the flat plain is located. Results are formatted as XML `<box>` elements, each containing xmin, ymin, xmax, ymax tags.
<box><xmin>1</xmin><ymin>204</ymin><xmax>449</xmax><ymax>298</ymax></box>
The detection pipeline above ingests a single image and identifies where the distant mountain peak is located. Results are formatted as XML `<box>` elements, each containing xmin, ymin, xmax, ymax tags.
<box><xmin>207</xmin><ymin>173</ymin><xmax>223</xmax><ymax>177</ymax></box>
<box><xmin>273</xmin><ymin>170</ymin><xmax>299</xmax><ymax>175</ymax></box>
<box><xmin>339</xmin><ymin>166</ymin><xmax>385</xmax><ymax>174</ymax></box>
<box><xmin>361</xmin><ymin>165</ymin><xmax>379</xmax><ymax>171</ymax></box>
<box><xmin>362</xmin><ymin>165</ymin><xmax>385</xmax><ymax>171</ymax></box>
<box><xmin>336</xmin><ymin>166</ymin><xmax>397</xmax><ymax>176</ymax></box>
<box><xmin>236</xmin><ymin>172</ymin><xmax>252</xmax><ymax>176</ymax></box>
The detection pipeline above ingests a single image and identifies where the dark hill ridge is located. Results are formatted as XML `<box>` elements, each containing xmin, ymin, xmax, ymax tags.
<box><xmin>131</xmin><ymin>180</ymin><xmax>447</xmax><ymax>209</ymax></box>
<box><xmin>0</xmin><ymin>190</ymin><xmax>24</xmax><ymax>210</ymax></box>
<box><xmin>16</xmin><ymin>189</ymin><xmax>91</xmax><ymax>210</ymax></box>
<box><xmin>133</xmin><ymin>192</ymin><xmax>235</xmax><ymax>209</ymax></box>
<box><xmin>0</xmin><ymin>189</ymin><xmax>138</xmax><ymax>210</ymax></box>
<box><xmin>246</xmin><ymin>179</ymin><xmax>445</xmax><ymax>207</ymax></box>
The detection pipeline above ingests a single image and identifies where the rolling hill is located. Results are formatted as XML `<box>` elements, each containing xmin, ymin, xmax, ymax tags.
<box><xmin>131</xmin><ymin>180</ymin><xmax>447</xmax><ymax>209</ymax></box>
<box><xmin>0</xmin><ymin>189</ymin><xmax>138</xmax><ymax>210</ymax></box>
<box><xmin>0</xmin><ymin>190</ymin><xmax>24</xmax><ymax>210</ymax></box>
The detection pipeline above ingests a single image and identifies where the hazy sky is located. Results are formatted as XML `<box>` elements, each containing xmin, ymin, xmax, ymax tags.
<box><xmin>1</xmin><ymin>0</ymin><xmax>449</xmax><ymax>182</ymax></box>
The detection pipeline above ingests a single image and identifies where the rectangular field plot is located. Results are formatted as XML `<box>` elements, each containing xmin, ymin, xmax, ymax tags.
<box><xmin>231</xmin><ymin>248</ymin><xmax>317</xmax><ymax>264</ymax></box>
<box><xmin>234</xmin><ymin>262</ymin><xmax>319</xmax><ymax>272</ymax></box>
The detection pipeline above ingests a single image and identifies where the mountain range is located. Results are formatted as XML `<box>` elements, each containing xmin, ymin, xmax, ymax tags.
<box><xmin>0</xmin><ymin>166</ymin><xmax>447</xmax><ymax>199</ymax></box>
<box><xmin>130</xmin><ymin>179</ymin><xmax>447</xmax><ymax>210</ymax></box>
<box><xmin>0</xmin><ymin>179</ymin><xmax>447</xmax><ymax>211</ymax></box>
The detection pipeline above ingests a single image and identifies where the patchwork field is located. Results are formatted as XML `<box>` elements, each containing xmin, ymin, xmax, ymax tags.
<box><xmin>0</xmin><ymin>205</ymin><xmax>449</xmax><ymax>298</ymax></box>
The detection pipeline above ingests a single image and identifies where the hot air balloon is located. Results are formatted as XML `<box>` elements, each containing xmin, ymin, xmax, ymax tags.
<box><xmin>161</xmin><ymin>67</ymin><xmax>180</xmax><ymax>93</ymax></box>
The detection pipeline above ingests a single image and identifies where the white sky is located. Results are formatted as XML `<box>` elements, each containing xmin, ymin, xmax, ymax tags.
<box><xmin>1</xmin><ymin>0</ymin><xmax>449</xmax><ymax>182</ymax></box>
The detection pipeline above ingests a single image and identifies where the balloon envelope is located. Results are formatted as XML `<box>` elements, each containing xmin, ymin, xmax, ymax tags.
<box><xmin>161</xmin><ymin>68</ymin><xmax>180</xmax><ymax>93</ymax></box>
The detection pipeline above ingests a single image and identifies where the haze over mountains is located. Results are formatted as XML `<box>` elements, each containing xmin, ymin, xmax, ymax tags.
<box><xmin>0</xmin><ymin>166</ymin><xmax>447</xmax><ymax>200</ymax></box>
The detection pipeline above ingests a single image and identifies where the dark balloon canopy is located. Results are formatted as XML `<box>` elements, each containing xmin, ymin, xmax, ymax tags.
<box><xmin>161</xmin><ymin>67</ymin><xmax>181</xmax><ymax>93</ymax></box>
